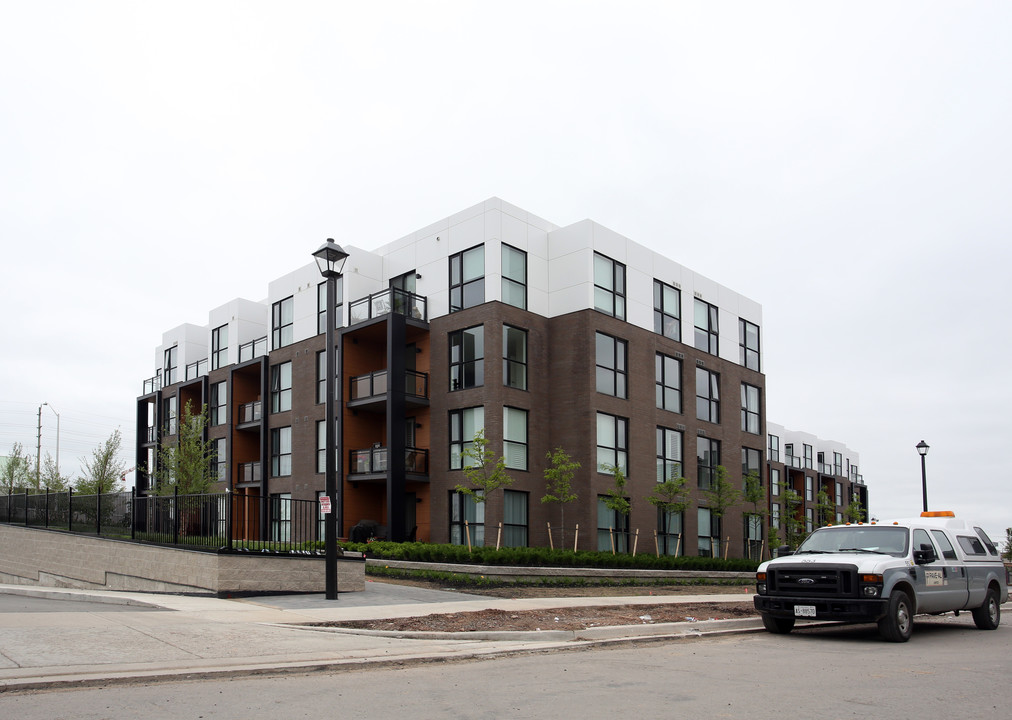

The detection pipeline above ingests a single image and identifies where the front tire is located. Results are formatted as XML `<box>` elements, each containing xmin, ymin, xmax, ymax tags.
<box><xmin>761</xmin><ymin>614</ymin><xmax>795</xmax><ymax>634</ymax></box>
<box><xmin>972</xmin><ymin>588</ymin><xmax>1000</xmax><ymax>630</ymax></box>
<box><xmin>878</xmin><ymin>590</ymin><xmax>913</xmax><ymax>642</ymax></box>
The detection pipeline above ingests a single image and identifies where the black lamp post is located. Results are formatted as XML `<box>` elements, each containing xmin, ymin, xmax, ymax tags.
<box><xmin>313</xmin><ymin>239</ymin><xmax>349</xmax><ymax>600</ymax></box>
<box><xmin>916</xmin><ymin>440</ymin><xmax>930</xmax><ymax>513</ymax></box>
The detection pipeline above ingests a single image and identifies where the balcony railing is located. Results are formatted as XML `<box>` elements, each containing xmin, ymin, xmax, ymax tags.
<box><xmin>238</xmin><ymin>401</ymin><xmax>262</xmax><ymax>424</ymax></box>
<box><xmin>143</xmin><ymin>375</ymin><xmax>161</xmax><ymax>394</ymax></box>
<box><xmin>185</xmin><ymin>358</ymin><xmax>208</xmax><ymax>380</ymax></box>
<box><xmin>144</xmin><ymin>426</ymin><xmax>157</xmax><ymax>443</ymax></box>
<box><xmin>350</xmin><ymin>369</ymin><xmax>429</xmax><ymax>401</ymax></box>
<box><xmin>238</xmin><ymin>336</ymin><xmax>268</xmax><ymax>363</ymax></box>
<box><xmin>238</xmin><ymin>462</ymin><xmax>262</xmax><ymax>485</ymax></box>
<box><xmin>348</xmin><ymin>288</ymin><xmax>427</xmax><ymax>325</ymax></box>
<box><xmin>349</xmin><ymin>446</ymin><xmax>428</xmax><ymax>475</ymax></box>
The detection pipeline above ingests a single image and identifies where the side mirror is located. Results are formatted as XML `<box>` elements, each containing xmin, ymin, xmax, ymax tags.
<box><xmin>913</xmin><ymin>543</ymin><xmax>937</xmax><ymax>565</ymax></box>
<box><xmin>777</xmin><ymin>544</ymin><xmax>793</xmax><ymax>557</ymax></box>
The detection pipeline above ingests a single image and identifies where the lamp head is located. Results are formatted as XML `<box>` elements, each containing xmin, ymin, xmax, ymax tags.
<box><xmin>313</xmin><ymin>239</ymin><xmax>349</xmax><ymax>278</ymax></box>
<box><xmin>916</xmin><ymin>440</ymin><xmax>929</xmax><ymax>457</ymax></box>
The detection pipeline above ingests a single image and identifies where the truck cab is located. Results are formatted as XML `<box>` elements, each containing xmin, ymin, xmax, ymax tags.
<box><xmin>753</xmin><ymin>512</ymin><xmax>1009</xmax><ymax>642</ymax></box>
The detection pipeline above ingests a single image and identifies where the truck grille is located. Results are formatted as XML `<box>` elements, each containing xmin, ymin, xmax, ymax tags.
<box><xmin>769</xmin><ymin>564</ymin><xmax>857</xmax><ymax>597</ymax></box>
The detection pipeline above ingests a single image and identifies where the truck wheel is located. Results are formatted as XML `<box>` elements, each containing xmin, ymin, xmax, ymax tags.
<box><xmin>878</xmin><ymin>590</ymin><xmax>913</xmax><ymax>642</ymax></box>
<box><xmin>761</xmin><ymin>614</ymin><xmax>795</xmax><ymax>634</ymax></box>
<box><xmin>971</xmin><ymin>588</ymin><xmax>1000</xmax><ymax>630</ymax></box>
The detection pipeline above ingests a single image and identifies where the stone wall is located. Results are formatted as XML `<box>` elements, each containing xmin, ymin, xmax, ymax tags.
<box><xmin>0</xmin><ymin>524</ymin><xmax>364</xmax><ymax>595</ymax></box>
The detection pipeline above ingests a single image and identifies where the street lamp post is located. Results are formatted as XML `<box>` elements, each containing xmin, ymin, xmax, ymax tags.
<box><xmin>313</xmin><ymin>239</ymin><xmax>349</xmax><ymax>601</ymax></box>
<box><xmin>43</xmin><ymin>402</ymin><xmax>60</xmax><ymax>479</ymax></box>
<box><xmin>916</xmin><ymin>440</ymin><xmax>929</xmax><ymax>513</ymax></box>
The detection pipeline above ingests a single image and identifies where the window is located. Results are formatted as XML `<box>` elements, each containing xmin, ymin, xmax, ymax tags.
<box><xmin>317</xmin><ymin>277</ymin><xmax>345</xmax><ymax>334</ymax></box>
<box><xmin>597</xmin><ymin>496</ymin><xmax>629</xmax><ymax>552</ymax></box>
<box><xmin>695</xmin><ymin>368</ymin><xmax>720</xmax><ymax>423</ymax></box>
<box><xmin>596</xmin><ymin>412</ymin><xmax>628</xmax><ymax>474</ymax></box>
<box><xmin>803</xmin><ymin>444</ymin><xmax>813</xmax><ymax>469</ymax></box>
<box><xmin>449</xmin><ymin>325</ymin><xmax>484</xmax><ymax>390</ymax></box>
<box><xmin>271</xmin><ymin>427</ymin><xmax>292</xmax><ymax>477</ymax></box>
<box><xmin>449</xmin><ymin>245</ymin><xmax>485</xmax><ymax>312</ymax></box>
<box><xmin>742</xmin><ymin>447</ymin><xmax>762</xmax><ymax>479</ymax></box>
<box><xmin>503</xmin><ymin>407</ymin><xmax>528</xmax><ymax>470</ymax></box>
<box><xmin>653</xmin><ymin>280</ymin><xmax>680</xmax><ymax>341</ymax></box>
<box><xmin>213</xmin><ymin>438</ymin><xmax>227</xmax><ymax>483</ymax></box>
<box><xmin>697</xmin><ymin>437</ymin><xmax>720</xmax><ymax>490</ymax></box>
<box><xmin>931</xmin><ymin>530</ymin><xmax>958</xmax><ymax>560</ymax></box>
<box><xmin>316</xmin><ymin>420</ymin><xmax>326</xmax><ymax>473</ymax></box>
<box><xmin>163</xmin><ymin>346</ymin><xmax>178</xmax><ymax>385</ymax></box>
<box><xmin>805</xmin><ymin>507</ymin><xmax>814</xmax><ymax>532</ymax></box>
<box><xmin>768</xmin><ymin>434</ymin><xmax>780</xmax><ymax>463</ymax></box>
<box><xmin>595</xmin><ymin>333</ymin><xmax>627</xmax><ymax>398</ymax></box>
<box><xmin>211</xmin><ymin>325</ymin><xmax>228</xmax><ymax>370</ymax></box>
<box><xmin>270</xmin><ymin>361</ymin><xmax>292</xmax><ymax>413</ymax></box>
<box><xmin>657</xmin><ymin>508</ymin><xmax>683</xmax><ymax>556</ymax></box>
<box><xmin>317</xmin><ymin>490</ymin><xmax>326</xmax><ymax>541</ymax></box>
<box><xmin>772</xmin><ymin>503</ymin><xmax>781</xmax><ymax>529</ymax></box>
<box><xmin>656</xmin><ymin>427</ymin><xmax>683</xmax><ymax>483</ymax></box>
<box><xmin>739</xmin><ymin>318</ymin><xmax>760</xmax><ymax>371</ymax></box>
<box><xmin>694</xmin><ymin>299</ymin><xmax>718</xmax><ymax>355</ymax></box>
<box><xmin>316</xmin><ymin>351</ymin><xmax>325</xmax><ymax>404</ymax></box>
<box><xmin>741</xmin><ymin>383</ymin><xmax>760</xmax><ymax>434</ymax></box>
<box><xmin>785</xmin><ymin>443</ymin><xmax>794</xmax><ymax>464</ymax></box>
<box><xmin>503</xmin><ymin>325</ymin><xmax>528</xmax><ymax>390</ymax></box>
<box><xmin>770</xmin><ymin>468</ymin><xmax>781</xmax><ymax>496</ymax></box>
<box><xmin>593</xmin><ymin>253</ymin><xmax>626</xmax><ymax>319</ymax></box>
<box><xmin>655</xmin><ymin>354</ymin><xmax>681</xmax><ymax>412</ymax></box>
<box><xmin>503</xmin><ymin>490</ymin><xmax>528</xmax><ymax>547</ymax></box>
<box><xmin>270</xmin><ymin>493</ymin><xmax>291</xmax><ymax>542</ymax></box>
<box><xmin>501</xmin><ymin>244</ymin><xmax>527</xmax><ymax>309</ymax></box>
<box><xmin>163</xmin><ymin>395</ymin><xmax>177</xmax><ymax>436</ymax></box>
<box><xmin>835</xmin><ymin>482</ymin><xmax>842</xmax><ymax>506</ymax></box>
<box><xmin>449</xmin><ymin>407</ymin><xmax>484</xmax><ymax>470</ymax></box>
<box><xmin>957</xmin><ymin>535</ymin><xmax>986</xmax><ymax>556</ymax></box>
<box><xmin>833</xmin><ymin>452</ymin><xmax>843</xmax><ymax>476</ymax></box>
<box><xmin>698</xmin><ymin>507</ymin><xmax>720</xmax><ymax>557</ymax></box>
<box><xmin>805</xmin><ymin>476</ymin><xmax>813</xmax><ymax>501</ymax></box>
<box><xmin>272</xmin><ymin>296</ymin><xmax>294</xmax><ymax>349</ymax></box>
<box><xmin>450</xmin><ymin>491</ymin><xmax>484</xmax><ymax>546</ymax></box>
<box><xmin>210</xmin><ymin>381</ymin><xmax>227</xmax><ymax>426</ymax></box>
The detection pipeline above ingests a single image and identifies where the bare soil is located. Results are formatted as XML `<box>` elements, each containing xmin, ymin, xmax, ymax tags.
<box><xmin>327</xmin><ymin>577</ymin><xmax>758</xmax><ymax>633</ymax></box>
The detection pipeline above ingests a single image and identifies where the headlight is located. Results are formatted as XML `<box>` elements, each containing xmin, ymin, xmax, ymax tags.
<box><xmin>860</xmin><ymin>574</ymin><xmax>883</xmax><ymax>598</ymax></box>
<box><xmin>862</xmin><ymin>586</ymin><xmax>880</xmax><ymax>597</ymax></box>
<box><xmin>756</xmin><ymin>572</ymin><xmax>767</xmax><ymax>595</ymax></box>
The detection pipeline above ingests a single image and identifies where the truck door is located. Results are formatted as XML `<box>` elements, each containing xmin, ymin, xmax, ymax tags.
<box><xmin>927</xmin><ymin>529</ymin><xmax>970</xmax><ymax>611</ymax></box>
<box><xmin>910</xmin><ymin>529</ymin><xmax>949</xmax><ymax>613</ymax></box>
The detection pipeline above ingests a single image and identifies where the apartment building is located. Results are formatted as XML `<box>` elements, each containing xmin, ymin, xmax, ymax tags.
<box><xmin>134</xmin><ymin>197</ymin><xmax>861</xmax><ymax>558</ymax></box>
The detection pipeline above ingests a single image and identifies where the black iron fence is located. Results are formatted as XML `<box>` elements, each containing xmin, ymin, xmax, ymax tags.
<box><xmin>0</xmin><ymin>489</ymin><xmax>326</xmax><ymax>555</ymax></box>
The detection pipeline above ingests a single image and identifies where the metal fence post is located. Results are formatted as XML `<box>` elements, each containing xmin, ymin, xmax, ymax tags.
<box><xmin>68</xmin><ymin>488</ymin><xmax>73</xmax><ymax>533</ymax></box>
<box><xmin>45</xmin><ymin>488</ymin><xmax>50</xmax><ymax>529</ymax></box>
<box><xmin>172</xmin><ymin>486</ymin><xmax>179</xmax><ymax>545</ymax></box>
<box><xmin>130</xmin><ymin>487</ymin><xmax>136</xmax><ymax>540</ymax></box>
<box><xmin>96</xmin><ymin>491</ymin><xmax>102</xmax><ymax>536</ymax></box>
<box><xmin>24</xmin><ymin>490</ymin><xmax>29</xmax><ymax>526</ymax></box>
<box><xmin>226</xmin><ymin>489</ymin><xmax>233</xmax><ymax>551</ymax></box>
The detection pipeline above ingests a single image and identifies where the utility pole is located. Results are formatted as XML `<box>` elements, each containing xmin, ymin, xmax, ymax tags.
<box><xmin>36</xmin><ymin>404</ymin><xmax>42</xmax><ymax>484</ymax></box>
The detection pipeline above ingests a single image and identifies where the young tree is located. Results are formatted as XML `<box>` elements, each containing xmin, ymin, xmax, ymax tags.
<box><xmin>541</xmin><ymin>446</ymin><xmax>580</xmax><ymax>547</ymax></box>
<box><xmin>742</xmin><ymin>470</ymin><xmax>767</xmax><ymax>561</ymax></box>
<box><xmin>1</xmin><ymin>442</ymin><xmax>32</xmax><ymax>493</ymax></box>
<box><xmin>702</xmin><ymin>465</ymin><xmax>741</xmax><ymax>557</ymax></box>
<box><xmin>781</xmin><ymin>488</ymin><xmax>806</xmax><ymax>549</ymax></box>
<box><xmin>38</xmin><ymin>453</ymin><xmax>70</xmax><ymax>492</ymax></box>
<box><xmin>454</xmin><ymin>428</ymin><xmax>514</xmax><ymax>510</ymax></box>
<box><xmin>151</xmin><ymin>401</ymin><xmax>217</xmax><ymax>495</ymax></box>
<box><xmin>600</xmin><ymin>463</ymin><xmax>630</xmax><ymax>552</ymax></box>
<box><xmin>647</xmin><ymin>464</ymin><xmax>690</xmax><ymax>555</ymax></box>
<box><xmin>815</xmin><ymin>488</ymin><xmax>836</xmax><ymax>528</ymax></box>
<box><xmin>76</xmin><ymin>429</ymin><xmax>128</xmax><ymax>495</ymax></box>
<box><xmin>844</xmin><ymin>495</ymin><xmax>866</xmax><ymax>523</ymax></box>
<box><xmin>1003</xmin><ymin>528</ymin><xmax>1012</xmax><ymax>563</ymax></box>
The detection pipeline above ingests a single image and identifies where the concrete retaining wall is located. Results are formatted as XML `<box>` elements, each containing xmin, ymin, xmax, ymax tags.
<box><xmin>0</xmin><ymin>524</ymin><xmax>364</xmax><ymax>596</ymax></box>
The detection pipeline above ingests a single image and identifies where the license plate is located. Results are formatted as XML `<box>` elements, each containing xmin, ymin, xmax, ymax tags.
<box><xmin>794</xmin><ymin>605</ymin><xmax>816</xmax><ymax>618</ymax></box>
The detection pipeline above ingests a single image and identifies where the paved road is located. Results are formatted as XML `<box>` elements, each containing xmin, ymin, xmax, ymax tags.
<box><xmin>1</xmin><ymin>612</ymin><xmax>1007</xmax><ymax>719</ymax></box>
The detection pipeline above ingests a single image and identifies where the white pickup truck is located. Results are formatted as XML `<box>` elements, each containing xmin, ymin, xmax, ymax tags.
<box><xmin>753</xmin><ymin>512</ymin><xmax>1009</xmax><ymax>642</ymax></box>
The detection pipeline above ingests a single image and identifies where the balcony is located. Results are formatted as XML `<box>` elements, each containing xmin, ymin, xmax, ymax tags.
<box><xmin>239</xmin><ymin>336</ymin><xmax>268</xmax><ymax>363</ymax></box>
<box><xmin>142</xmin><ymin>375</ymin><xmax>161</xmax><ymax>394</ymax></box>
<box><xmin>348</xmin><ymin>369</ymin><xmax>429</xmax><ymax>410</ymax></box>
<box><xmin>237</xmin><ymin>401</ymin><xmax>262</xmax><ymax>425</ymax></box>
<box><xmin>185</xmin><ymin>358</ymin><xmax>208</xmax><ymax>380</ymax></box>
<box><xmin>144</xmin><ymin>426</ymin><xmax>157</xmax><ymax>444</ymax></box>
<box><xmin>349</xmin><ymin>446</ymin><xmax>429</xmax><ymax>477</ymax></box>
<box><xmin>238</xmin><ymin>462</ymin><xmax>262</xmax><ymax>485</ymax></box>
<box><xmin>348</xmin><ymin>288</ymin><xmax>427</xmax><ymax>325</ymax></box>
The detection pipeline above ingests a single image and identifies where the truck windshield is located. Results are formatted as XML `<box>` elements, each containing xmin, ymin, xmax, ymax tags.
<box><xmin>796</xmin><ymin>526</ymin><xmax>909</xmax><ymax>557</ymax></box>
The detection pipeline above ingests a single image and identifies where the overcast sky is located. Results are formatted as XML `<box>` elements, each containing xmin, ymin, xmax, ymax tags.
<box><xmin>2</xmin><ymin>1</ymin><xmax>1010</xmax><ymax>542</ymax></box>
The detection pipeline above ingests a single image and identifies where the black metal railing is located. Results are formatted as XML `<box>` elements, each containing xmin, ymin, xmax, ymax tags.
<box><xmin>348</xmin><ymin>446</ymin><xmax>428</xmax><ymax>475</ymax></box>
<box><xmin>143</xmin><ymin>375</ymin><xmax>161</xmax><ymax>394</ymax></box>
<box><xmin>238</xmin><ymin>400</ymin><xmax>262</xmax><ymax>424</ymax></box>
<box><xmin>185</xmin><ymin>358</ymin><xmax>208</xmax><ymax>380</ymax></box>
<box><xmin>348</xmin><ymin>288</ymin><xmax>427</xmax><ymax>325</ymax></box>
<box><xmin>238</xmin><ymin>461</ymin><xmax>262</xmax><ymax>484</ymax></box>
<box><xmin>0</xmin><ymin>489</ymin><xmax>327</xmax><ymax>554</ymax></box>
<box><xmin>238</xmin><ymin>336</ymin><xmax>268</xmax><ymax>363</ymax></box>
<box><xmin>350</xmin><ymin>369</ymin><xmax>429</xmax><ymax>401</ymax></box>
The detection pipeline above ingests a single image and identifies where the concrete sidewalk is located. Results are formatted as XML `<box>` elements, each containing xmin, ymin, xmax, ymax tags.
<box><xmin>0</xmin><ymin>582</ymin><xmax>761</xmax><ymax>691</ymax></box>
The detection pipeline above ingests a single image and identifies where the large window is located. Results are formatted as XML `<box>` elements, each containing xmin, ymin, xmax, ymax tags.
<box><xmin>272</xmin><ymin>296</ymin><xmax>294</xmax><ymax>349</ymax></box>
<box><xmin>657</xmin><ymin>508</ymin><xmax>683</xmax><ymax>556</ymax></box>
<box><xmin>316</xmin><ymin>420</ymin><xmax>326</xmax><ymax>473</ymax></box>
<box><xmin>163</xmin><ymin>395</ymin><xmax>177</xmax><ymax>436</ymax></box>
<box><xmin>741</xmin><ymin>383</ymin><xmax>760</xmax><ymax>434</ymax></box>
<box><xmin>595</xmin><ymin>332</ymin><xmax>627</xmax><ymax>398</ymax></box>
<box><xmin>449</xmin><ymin>491</ymin><xmax>484</xmax><ymax>546</ymax></box>
<box><xmin>449</xmin><ymin>325</ymin><xmax>484</xmax><ymax>390</ymax></box>
<box><xmin>593</xmin><ymin>253</ymin><xmax>626</xmax><ymax>320</ymax></box>
<box><xmin>271</xmin><ymin>427</ymin><xmax>292</xmax><ymax>477</ymax></box>
<box><xmin>805</xmin><ymin>476</ymin><xmax>814</xmax><ymax>501</ymax></box>
<box><xmin>597</xmin><ymin>496</ymin><xmax>629</xmax><ymax>552</ymax></box>
<box><xmin>655</xmin><ymin>353</ymin><xmax>681</xmax><ymax>412</ymax></box>
<box><xmin>449</xmin><ymin>245</ymin><xmax>485</xmax><ymax>312</ymax></box>
<box><xmin>697</xmin><ymin>436</ymin><xmax>720</xmax><ymax>490</ymax></box>
<box><xmin>596</xmin><ymin>412</ymin><xmax>628</xmax><ymax>474</ymax></box>
<box><xmin>768</xmin><ymin>434</ymin><xmax>780</xmax><ymax>463</ymax></box>
<box><xmin>772</xmin><ymin>503</ymin><xmax>781</xmax><ymax>529</ymax></box>
<box><xmin>770</xmin><ymin>467</ymin><xmax>781</xmax><ymax>496</ymax></box>
<box><xmin>317</xmin><ymin>351</ymin><xmax>325</xmax><ymax>404</ymax></box>
<box><xmin>653</xmin><ymin>280</ymin><xmax>681</xmax><ymax>341</ymax></box>
<box><xmin>501</xmin><ymin>244</ymin><xmax>527</xmax><ymax>310</ymax></box>
<box><xmin>503</xmin><ymin>325</ymin><xmax>528</xmax><ymax>390</ymax></box>
<box><xmin>739</xmin><ymin>318</ymin><xmax>760</xmax><ymax>371</ymax></box>
<box><xmin>656</xmin><ymin>427</ymin><xmax>683</xmax><ymax>483</ymax></box>
<box><xmin>163</xmin><ymin>346</ymin><xmax>178</xmax><ymax>386</ymax></box>
<box><xmin>210</xmin><ymin>381</ymin><xmax>227</xmax><ymax>426</ymax></box>
<box><xmin>695</xmin><ymin>368</ymin><xmax>720</xmax><ymax>423</ymax></box>
<box><xmin>803</xmin><ymin>444</ymin><xmax>813</xmax><ymax>469</ymax></box>
<box><xmin>742</xmin><ymin>447</ymin><xmax>762</xmax><ymax>479</ymax></box>
<box><xmin>213</xmin><ymin>437</ymin><xmax>227</xmax><ymax>483</ymax></box>
<box><xmin>270</xmin><ymin>361</ymin><xmax>292</xmax><ymax>413</ymax></box>
<box><xmin>270</xmin><ymin>493</ymin><xmax>291</xmax><ymax>542</ymax></box>
<box><xmin>694</xmin><ymin>299</ymin><xmax>719</xmax><ymax>355</ymax></box>
<box><xmin>211</xmin><ymin>325</ymin><xmax>228</xmax><ymax>370</ymax></box>
<box><xmin>834</xmin><ymin>452</ymin><xmax>843</xmax><ymax>476</ymax></box>
<box><xmin>698</xmin><ymin>507</ymin><xmax>720</xmax><ymax>557</ymax></box>
<box><xmin>450</xmin><ymin>407</ymin><xmax>484</xmax><ymax>469</ymax></box>
<box><xmin>317</xmin><ymin>277</ymin><xmax>345</xmax><ymax>334</ymax></box>
<box><xmin>503</xmin><ymin>489</ymin><xmax>528</xmax><ymax>547</ymax></box>
<box><xmin>503</xmin><ymin>407</ymin><xmax>528</xmax><ymax>470</ymax></box>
